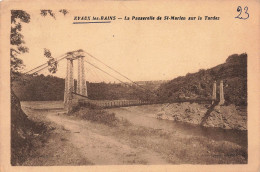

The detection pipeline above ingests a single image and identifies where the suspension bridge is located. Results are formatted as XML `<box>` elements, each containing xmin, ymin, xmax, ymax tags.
<box><xmin>24</xmin><ymin>49</ymin><xmax>225</xmax><ymax>112</ymax></box>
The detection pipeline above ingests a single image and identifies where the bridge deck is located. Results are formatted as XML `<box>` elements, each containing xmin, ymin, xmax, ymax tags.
<box><xmin>72</xmin><ymin>92</ymin><xmax>214</xmax><ymax>109</ymax></box>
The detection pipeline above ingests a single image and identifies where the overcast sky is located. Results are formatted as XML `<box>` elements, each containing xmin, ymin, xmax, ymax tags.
<box><xmin>19</xmin><ymin>1</ymin><xmax>259</xmax><ymax>82</ymax></box>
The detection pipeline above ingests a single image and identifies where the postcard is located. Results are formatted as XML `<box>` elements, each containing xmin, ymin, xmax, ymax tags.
<box><xmin>0</xmin><ymin>0</ymin><xmax>259</xmax><ymax>171</ymax></box>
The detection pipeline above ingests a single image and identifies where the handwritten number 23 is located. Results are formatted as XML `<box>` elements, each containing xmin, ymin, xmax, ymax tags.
<box><xmin>235</xmin><ymin>6</ymin><xmax>249</xmax><ymax>20</ymax></box>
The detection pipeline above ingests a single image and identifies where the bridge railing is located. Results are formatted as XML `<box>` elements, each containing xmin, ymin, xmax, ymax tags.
<box><xmin>75</xmin><ymin>97</ymin><xmax>214</xmax><ymax>109</ymax></box>
<box><xmin>77</xmin><ymin>99</ymin><xmax>151</xmax><ymax>108</ymax></box>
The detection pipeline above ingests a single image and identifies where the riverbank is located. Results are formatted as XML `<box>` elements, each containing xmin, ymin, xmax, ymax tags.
<box><xmin>156</xmin><ymin>102</ymin><xmax>247</xmax><ymax>131</ymax></box>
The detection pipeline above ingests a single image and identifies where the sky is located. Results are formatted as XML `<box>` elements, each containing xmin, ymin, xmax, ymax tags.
<box><xmin>18</xmin><ymin>1</ymin><xmax>259</xmax><ymax>83</ymax></box>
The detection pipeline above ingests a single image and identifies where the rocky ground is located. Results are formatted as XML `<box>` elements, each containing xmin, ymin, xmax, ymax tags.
<box><xmin>156</xmin><ymin>102</ymin><xmax>247</xmax><ymax>130</ymax></box>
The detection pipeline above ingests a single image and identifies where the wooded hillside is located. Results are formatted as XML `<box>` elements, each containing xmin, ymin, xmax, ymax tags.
<box><xmin>156</xmin><ymin>53</ymin><xmax>247</xmax><ymax>105</ymax></box>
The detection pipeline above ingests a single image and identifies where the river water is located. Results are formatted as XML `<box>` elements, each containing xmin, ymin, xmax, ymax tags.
<box><xmin>110</xmin><ymin>106</ymin><xmax>247</xmax><ymax>148</ymax></box>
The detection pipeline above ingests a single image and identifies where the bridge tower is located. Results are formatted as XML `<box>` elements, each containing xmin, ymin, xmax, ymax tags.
<box><xmin>64</xmin><ymin>50</ymin><xmax>87</xmax><ymax>110</ymax></box>
<box><xmin>64</xmin><ymin>57</ymin><xmax>74</xmax><ymax>106</ymax></box>
<box><xmin>77</xmin><ymin>55</ymin><xmax>87</xmax><ymax>96</ymax></box>
<box><xmin>212</xmin><ymin>81</ymin><xmax>216</xmax><ymax>104</ymax></box>
<box><xmin>219</xmin><ymin>80</ymin><xmax>225</xmax><ymax>105</ymax></box>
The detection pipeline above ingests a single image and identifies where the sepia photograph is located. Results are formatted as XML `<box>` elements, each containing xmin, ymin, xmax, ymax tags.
<box><xmin>1</xmin><ymin>0</ymin><xmax>260</xmax><ymax>171</ymax></box>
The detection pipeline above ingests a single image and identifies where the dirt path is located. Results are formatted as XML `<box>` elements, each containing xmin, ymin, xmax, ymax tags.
<box><xmin>47</xmin><ymin>114</ymin><xmax>168</xmax><ymax>165</ymax></box>
<box><xmin>21</xmin><ymin>102</ymin><xmax>169</xmax><ymax>165</ymax></box>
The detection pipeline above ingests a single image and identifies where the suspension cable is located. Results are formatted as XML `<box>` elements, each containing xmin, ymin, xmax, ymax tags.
<box><xmin>29</xmin><ymin>56</ymin><xmax>66</xmax><ymax>75</ymax></box>
<box><xmin>24</xmin><ymin>54</ymin><xmax>66</xmax><ymax>74</ymax></box>
<box><xmin>84</xmin><ymin>60</ymin><xmax>130</xmax><ymax>86</ymax></box>
<box><xmin>84</xmin><ymin>60</ymin><xmax>157</xmax><ymax>96</ymax></box>
<box><xmin>84</xmin><ymin>51</ymin><xmax>158</xmax><ymax>96</ymax></box>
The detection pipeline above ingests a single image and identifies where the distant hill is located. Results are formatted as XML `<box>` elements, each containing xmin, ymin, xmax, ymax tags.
<box><xmin>156</xmin><ymin>53</ymin><xmax>247</xmax><ymax>106</ymax></box>
<box><xmin>12</xmin><ymin>74</ymin><xmax>65</xmax><ymax>101</ymax></box>
<box><xmin>12</xmin><ymin>74</ymin><xmax>161</xmax><ymax>101</ymax></box>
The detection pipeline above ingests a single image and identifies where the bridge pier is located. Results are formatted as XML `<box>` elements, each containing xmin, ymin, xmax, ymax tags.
<box><xmin>64</xmin><ymin>59</ymin><xmax>74</xmax><ymax>108</ymax></box>
<box><xmin>77</xmin><ymin>56</ymin><xmax>87</xmax><ymax>96</ymax></box>
<box><xmin>219</xmin><ymin>80</ymin><xmax>225</xmax><ymax>105</ymax></box>
<box><xmin>212</xmin><ymin>81</ymin><xmax>216</xmax><ymax>104</ymax></box>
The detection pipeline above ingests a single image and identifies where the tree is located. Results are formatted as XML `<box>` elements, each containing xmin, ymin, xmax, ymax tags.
<box><xmin>10</xmin><ymin>9</ymin><xmax>69</xmax><ymax>165</ymax></box>
<box><xmin>11</xmin><ymin>9</ymin><xmax>69</xmax><ymax>80</ymax></box>
<box><xmin>10</xmin><ymin>10</ymin><xmax>31</xmax><ymax>165</ymax></box>
<box><xmin>10</xmin><ymin>10</ymin><xmax>31</xmax><ymax>81</ymax></box>
<box><xmin>40</xmin><ymin>9</ymin><xmax>69</xmax><ymax>19</ymax></box>
<box><xmin>40</xmin><ymin>9</ymin><xmax>69</xmax><ymax>74</ymax></box>
<box><xmin>44</xmin><ymin>48</ymin><xmax>58</xmax><ymax>73</ymax></box>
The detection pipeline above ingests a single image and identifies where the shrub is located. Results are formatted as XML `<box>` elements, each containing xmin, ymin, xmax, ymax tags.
<box><xmin>72</xmin><ymin>105</ymin><xmax>118</xmax><ymax>126</ymax></box>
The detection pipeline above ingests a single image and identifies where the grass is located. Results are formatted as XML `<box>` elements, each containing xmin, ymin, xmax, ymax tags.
<box><xmin>70</xmin><ymin>102</ymin><xmax>118</xmax><ymax>126</ymax></box>
<box><xmin>11</xmin><ymin>113</ymin><xmax>49</xmax><ymax>165</ymax></box>
<box><xmin>11</xmin><ymin>91</ymin><xmax>50</xmax><ymax>165</ymax></box>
